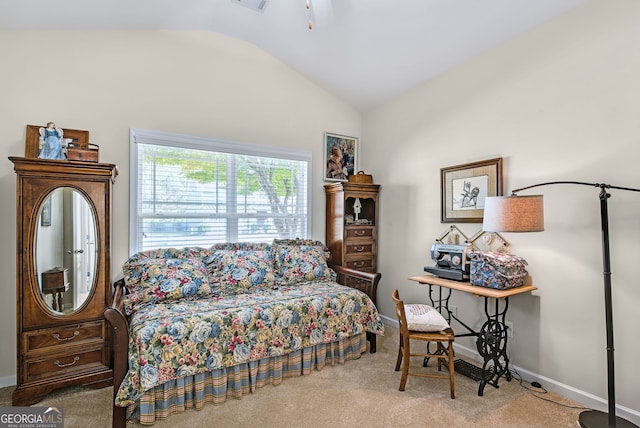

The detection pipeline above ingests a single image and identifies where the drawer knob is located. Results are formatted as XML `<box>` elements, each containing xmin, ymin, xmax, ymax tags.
<box><xmin>354</xmin><ymin>246</ymin><xmax>364</xmax><ymax>252</ymax></box>
<box><xmin>355</xmin><ymin>230</ymin><xmax>366</xmax><ymax>236</ymax></box>
<box><xmin>354</xmin><ymin>261</ymin><xmax>365</xmax><ymax>268</ymax></box>
<box><xmin>54</xmin><ymin>356</ymin><xmax>80</xmax><ymax>368</ymax></box>
<box><xmin>53</xmin><ymin>331</ymin><xmax>80</xmax><ymax>341</ymax></box>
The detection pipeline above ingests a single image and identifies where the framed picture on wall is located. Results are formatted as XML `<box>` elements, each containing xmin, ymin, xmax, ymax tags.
<box><xmin>324</xmin><ymin>132</ymin><xmax>358</xmax><ymax>182</ymax></box>
<box><xmin>441</xmin><ymin>157</ymin><xmax>503</xmax><ymax>223</ymax></box>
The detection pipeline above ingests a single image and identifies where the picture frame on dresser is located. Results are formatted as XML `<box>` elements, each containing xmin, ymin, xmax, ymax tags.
<box><xmin>441</xmin><ymin>157</ymin><xmax>503</xmax><ymax>223</ymax></box>
<box><xmin>324</xmin><ymin>132</ymin><xmax>358</xmax><ymax>182</ymax></box>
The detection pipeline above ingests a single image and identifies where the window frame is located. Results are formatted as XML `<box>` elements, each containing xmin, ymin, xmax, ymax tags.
<box><xmin>129</xmin><ymin>128</ymin><xmax>312</xmax><ymax>254</ymax></box>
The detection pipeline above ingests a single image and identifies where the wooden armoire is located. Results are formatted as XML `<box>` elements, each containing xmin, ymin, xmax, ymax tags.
<box><xmin>10</xmin><ymin>157</ymin><xmax>116</xmax><ymax>406</ymax></box>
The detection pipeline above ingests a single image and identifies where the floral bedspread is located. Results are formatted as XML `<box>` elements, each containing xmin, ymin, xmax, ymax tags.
<box><xmin>115</xmin><ymin>280</ymin><xmax>385</xmax><ymax>406</ymax></box>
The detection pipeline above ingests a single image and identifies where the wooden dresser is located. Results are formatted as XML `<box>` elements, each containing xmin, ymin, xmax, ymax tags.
<box><xmin>10</xmin><ymin>157</ymin><xmax>116</xmax><ymax>406</ymax></box>
<box><xmin>325</xmin><ymin>182</ymin><xmax>380</xmax><ymax>273</ymax></box>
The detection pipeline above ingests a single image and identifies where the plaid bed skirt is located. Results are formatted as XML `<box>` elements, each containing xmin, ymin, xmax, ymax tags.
<box><xmin>128</xmin><ymin>332</ymin><xmax>368</xmax><ymax>425</ymax></box>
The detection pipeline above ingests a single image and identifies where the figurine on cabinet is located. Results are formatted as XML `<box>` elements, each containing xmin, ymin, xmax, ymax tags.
<box><xmin>353</xmin><ymin>198</ymin><xmax>362</xmax><ymax>220</ymax></box>
<box><xmin>38</xmin><ymin>122</ymin><xmax>65</xmax><ymax>160</ymax></box>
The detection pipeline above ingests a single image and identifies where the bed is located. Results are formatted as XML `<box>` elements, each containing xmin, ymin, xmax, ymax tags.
<box><xmin>104</xmin><ymin>241</ymin><xmax>384</xmax><ymax>427</ymax></box>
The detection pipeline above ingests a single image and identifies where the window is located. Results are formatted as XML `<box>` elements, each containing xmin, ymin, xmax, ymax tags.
<box><xmin>130</xmin><ymin>129</ymin><xmax>311</xmax><ymax>253</ymax></box>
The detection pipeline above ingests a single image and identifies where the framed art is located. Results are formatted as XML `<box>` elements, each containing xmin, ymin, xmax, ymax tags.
<box><xmin>324</xmin><ymin>132</ymin><xmax>358</xmax><ymax>182</ymax></box>
<box><xmin>25</xmin><ymin>124</ymin><xmax>89</xmax><ymax>159</ymax></box>
<box><xmin>441</xmin><ymin>157</ymin><xmax>503</xmax><ymax>223</ymax></box>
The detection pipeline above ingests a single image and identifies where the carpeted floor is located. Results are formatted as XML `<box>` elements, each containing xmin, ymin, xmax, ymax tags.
<box><xmin>0</xmin><ymin>325</ymin><xmax>585</xmax><ymax>427</ymax></box>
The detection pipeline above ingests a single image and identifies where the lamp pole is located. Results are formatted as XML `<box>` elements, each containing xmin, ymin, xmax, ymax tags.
<box><xmin>508</xmin><ymin>182</ymin><xmax>639</xmax><ymax>428</ymax></box>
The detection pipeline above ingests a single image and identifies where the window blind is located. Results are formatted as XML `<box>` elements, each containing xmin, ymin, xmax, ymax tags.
<box><xmin>130</xmin><ymin>129</ymin><xmax>311</xmax><ymax>253</ymax></box>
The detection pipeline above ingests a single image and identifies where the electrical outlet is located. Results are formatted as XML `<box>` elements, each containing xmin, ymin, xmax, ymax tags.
<box><xmin>506</xmin><ymin>321</ymin><xmax>514</xmax><ymax>338</ymax></box>
<box><xmin>449</xmin><ymin>305</ymin><xmax>457</xmax><ymax>317</ymax></box>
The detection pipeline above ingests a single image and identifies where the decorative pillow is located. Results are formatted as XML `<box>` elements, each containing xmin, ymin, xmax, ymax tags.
<box><xmin>272</xmin><ymin>238</ymin><xmax>326</xmax><ymax>247</ymax></box>
<box><xmin>126</xmin><ymin>247</ymin><xmax>212</xmax><ymax>265</ymax></box>
<box><xmin>206</xmin><ymin>249</ymin><xmax>277</xmax><ymax>295</ymax></box>
<box><xmin>122</xmin><ymin>258</ymin><xmax>212</xmax><ymax>314</ymax></box>
<box><xmin>404</xmin><ymin>304</ymin><xmax>450</xmax><ymax>332</ymax></box>
<box><xmin>272</xmin><ymin>242</ymin><xmax>335</xmax><ymax>285</ymax></box>
<box><xmin>209</xmin><ymin>242</ymin><xmax>272</xmax><ymax>252</ymax></box>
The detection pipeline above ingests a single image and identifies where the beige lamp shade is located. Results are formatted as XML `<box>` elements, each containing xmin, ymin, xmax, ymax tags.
<box><xmin>482</xmin><ymin>195</ymin><xmax>544</xmax><ymax>232</ymax></box>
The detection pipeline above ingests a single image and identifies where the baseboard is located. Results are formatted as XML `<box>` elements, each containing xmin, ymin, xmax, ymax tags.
<box><xmin>0</xmin><ymin>374</ymin><xmax>16</xmax><ymax>389</ymax></box>
<box><xmin>380</xmin><ymin>315</ymin><xmax>640</xmax><ymax>426</ymax></box>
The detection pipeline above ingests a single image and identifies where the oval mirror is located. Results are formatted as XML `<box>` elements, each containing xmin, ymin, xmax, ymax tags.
<box><xmin>35</xmin><ymin>187</ymin><xmax>97</xmax><ymax>314</ymax></box>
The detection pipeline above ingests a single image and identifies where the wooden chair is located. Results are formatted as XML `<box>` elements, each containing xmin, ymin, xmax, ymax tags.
<box><xmin>392</xmin><ymin>289</ymin><xmax>455</xmax><ymax>398</ymax></box>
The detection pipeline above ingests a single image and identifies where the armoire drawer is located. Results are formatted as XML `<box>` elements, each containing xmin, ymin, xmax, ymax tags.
<box><xmin>24</xmin><ymin>346</ymin><xmax>107</xmax><ymax>383</ymax></box>
<box><xmin>24</xmin><ymin>321</ymin><xmax>105</xmax><ymax>354</ymax></box>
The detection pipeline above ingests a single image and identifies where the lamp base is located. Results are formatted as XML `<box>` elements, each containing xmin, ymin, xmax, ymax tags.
<box><xmin>579</xmin><ymin>410</ymin><xmax>639</xmax><ymax>428</ymax></box>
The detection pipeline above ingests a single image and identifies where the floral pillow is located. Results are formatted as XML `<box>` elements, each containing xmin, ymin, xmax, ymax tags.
<box><xmin>206</xmin><ymin>249</ymin><xmax>277</xmax><ymax>295</ymax></box>
<box><xmin>273</xmin><ymin>238</ymin><xmax>327</xmax><ymax>248</ymax></box>
<box><xmin>125</xmin><ymin>247</ymin><xmax>212</xmax><ymax>265</ymax></box>
<box><xmin>272</xmin><ymin>242</ymin><xmax>335</xmax><ymax>285</ymax></box>
<box><xmin>122</xmin><ymin>257</ymin><xmax>212</xmax><ymax>315</ymax></box>
<box><xmin>210</xmin><ymin>242</ymin><xmax>272</xmax><ymax>252</ymax></box>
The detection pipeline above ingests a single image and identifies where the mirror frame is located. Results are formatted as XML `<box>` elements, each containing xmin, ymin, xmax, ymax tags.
<box><xmin>34</xmin><ymin>186</ymin><xmax>99</xmax><ymax>315</ymax></box>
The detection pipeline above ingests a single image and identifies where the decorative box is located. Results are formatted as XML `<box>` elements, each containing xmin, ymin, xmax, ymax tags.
<box><xmin>469</xmin><ymin>251</ymin><xmax>528</xmax><ymax>289</ymax></box>
<box><xmin>348</xmin><ymin>170</ymin><xmax>373</xmax><ymax>184</ymax></box>
<box><xmin>67</xmin><ymin>142</ymin><xmax>99</xmax><ymax>162</ymax></box>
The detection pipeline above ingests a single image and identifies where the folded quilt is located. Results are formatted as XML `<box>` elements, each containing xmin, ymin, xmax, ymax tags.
<box><xmin>115</xmin><ymin>280</ymin><xmax>384</xmax><ymax>406</ymax></box>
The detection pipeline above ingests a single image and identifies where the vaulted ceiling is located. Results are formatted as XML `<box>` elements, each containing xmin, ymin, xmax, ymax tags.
<box><xmin>0</xmin><ymin>0</ymin><xmax>589</xmax><ymax>111</ymax></box>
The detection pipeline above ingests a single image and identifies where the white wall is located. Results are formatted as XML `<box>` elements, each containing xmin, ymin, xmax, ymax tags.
<box><xmin>364</xmin><ymin>0</ymin><xmax>640</xmax><ymax>420</ymax></box>
<box><xmin>0</xmin><ymin>30</ymin><xmax>361</xmax><ymax>384</ymax></box>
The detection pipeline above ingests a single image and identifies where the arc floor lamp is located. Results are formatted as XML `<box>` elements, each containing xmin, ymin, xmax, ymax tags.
<box><xmin>482</xmin><ymin>181</ymin><xmax>639</xmax><ymax>428</ymax></box>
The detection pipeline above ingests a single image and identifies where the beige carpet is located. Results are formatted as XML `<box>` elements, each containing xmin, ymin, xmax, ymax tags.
<box><xmin>0</xmin><ymin>325</ymin><xmax>585</xmax><ymax>428</ymax></box>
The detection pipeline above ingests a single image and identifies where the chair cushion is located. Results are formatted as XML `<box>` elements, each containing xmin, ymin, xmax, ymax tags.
<box><xmin>404</xmin><ymin>303</ymin><xmax>450</xmax><ymax>332</ymax></box>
